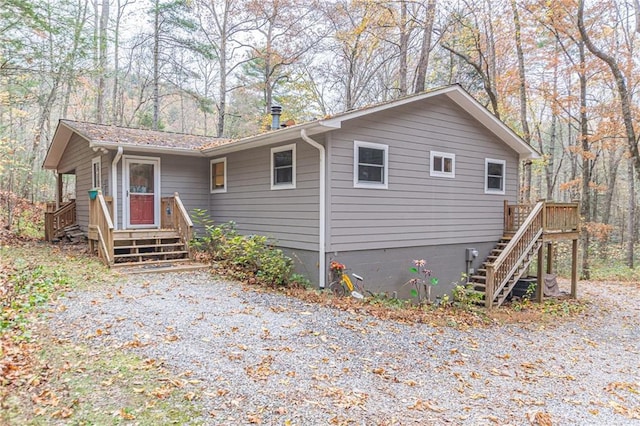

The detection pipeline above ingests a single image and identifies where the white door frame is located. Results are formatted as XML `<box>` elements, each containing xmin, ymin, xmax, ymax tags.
<box><xmin>122</xmin><ymin>155</ymin><xmax>161</xmax><ymax>229</ymax></box>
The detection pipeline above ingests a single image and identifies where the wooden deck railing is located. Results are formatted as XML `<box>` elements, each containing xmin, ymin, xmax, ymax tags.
<box><xmin>486</xmin><ymin>201</ymin><xmax>545</xmax><ymax>308</ymax></box>
<box><xmin>44</xmin><ymin>200</ymin><xmax>77</xmax><ymax>241</ymax></box>
<box><xmin>504</xmin><ymin>200</ymin><xmax>579</xmax><ymax>234</ymax></box>
<box><xmin>88</xmin><ymin>191</ymin><xmax>114</xmax><ymax>266</ymax></box>
<box><xmin>161</xmin><ymin>192</ymin><xmax>193</xmax><ymax>256</ymax></box>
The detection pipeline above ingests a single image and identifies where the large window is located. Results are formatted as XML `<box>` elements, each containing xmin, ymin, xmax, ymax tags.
<box><xmin>210</xmin><ymin>157</ymin><xmax>227</xmax><ymax>193</ymax></box>
<box><xmin>354</xmin><ymin>141</ymin><xmax>388</xmax><ymax>189</ymax></box>
<box><xmin>91</xmin><ymin>156</ymin><xmax>101</xmax><ymax>189</ymax></box>
<box><xmin>271</xmin><ymin>144</ymin><xmax>296</xmax><ymax>189</ymax></box>
<box><xmin>485</xmin><ymin>158</ymin><xmax>505</xmax><ymax>194</ymax></box>
<box><xmin>430</xmin><ymin>151</ymin><xmax>455</xmax><ymax>178</ymax></box>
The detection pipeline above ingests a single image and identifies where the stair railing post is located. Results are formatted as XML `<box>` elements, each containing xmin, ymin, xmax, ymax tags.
<box><xmin>485</xmin><ymin>264</ymin><xmax>495</xmax><ymax>309</ymax></box>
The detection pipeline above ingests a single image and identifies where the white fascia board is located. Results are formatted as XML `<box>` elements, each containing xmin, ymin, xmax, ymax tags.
<box><xmin>89</xmin><ymin>141</ymin><xmax>206</xmax><ymax>157</ymax></box>
<box><xmin>444</xmin><ymin>89</ymin><xmax>540</xmax><ymax>160</ymax></box>
<box><xmin>320</xmin><ymin>86</ymin><xmax>459</xmax><ymax>127</ymax></box>
<box><xmin>201</xmin><ymin>122</ymin><xmax>336</xmax><ymax>156</ymax></box>
<box><xmin>43</xmin><ymin>121</ymin><xmax>74</xmax><ymax>170</ymax></box>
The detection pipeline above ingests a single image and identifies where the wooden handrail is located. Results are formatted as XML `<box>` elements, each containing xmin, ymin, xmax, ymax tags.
<box><xmin>89</xmin><ymin>191</ymin><xmax>114</xmax><ymax>266</ymax></box>
<box><xmin>486</xmin><ymin>201</ymin><xmax>545</xmax><ymax>307</ymax></box>
<box><xmin>173</xmin><ymin>192</ymin><xmax>193</xmax><ymax>257</ymax></box>
<box><xmin>505</xmin><ymin>201</ymin><xmax>579</xmax><ymax>234</ymax></box>
<box><xmin>44</xmin><ymin>200</ymin><xmax>77</xmax><ymax>241</ymax></box>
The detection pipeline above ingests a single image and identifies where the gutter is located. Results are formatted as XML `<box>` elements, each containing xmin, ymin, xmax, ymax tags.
<box><xmin>111</xmin><ymin>146</ymin><xmax>123</xmax><ymax>229</ymax></box>
<box><xmin>300</xmin><ymin>129</ymin><xmax>326</xmax><ymax>289</ymax></box>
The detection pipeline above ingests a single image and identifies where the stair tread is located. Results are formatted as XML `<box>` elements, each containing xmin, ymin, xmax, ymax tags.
<box><xmin>114</xmin><ymin>242</ymin><xmax>185</xmax><ymax>250</ymax></box>
<box><xmin>114</xmin><ymin>235</ymin><xmax>181</xmax><ymax>241</ymax></box>
<box><xmin>114</xmin><ymin>250</ymin><xmax>188</xmax><ymax>258</ymax></box>
<box><xmin>112</xmin><ymin>258</ymin><xmax>192</xmax><ymax>267</ymax></box>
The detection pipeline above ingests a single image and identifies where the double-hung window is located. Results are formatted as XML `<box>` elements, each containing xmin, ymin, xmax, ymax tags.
<box><xmin>485</xmin><ymin>158</ymin><xmax>506</xmax><ymax>194</ymax></box>
<box><xmin>210</xmin><ymin>158</ymin><xmax>227</xmax><ymax>193</ymax></box>
<box><xmin>430</xmin><ymin>151</ymin><xmax>455</xmax><ymax>178</ymax></box>
<box><xmin>91</xmin><ymin>156</ymin><xmax>101</xmax><ymax>189</ymax></box>
<box><xmin>354</xmin><ymin>141</ymin><xmax>388</xmax><ymax>189</ymax></box>
<box><xmin>271</xmin><ymin>144</ymin><xmax>296</xmax><ymax>189</ymax></box>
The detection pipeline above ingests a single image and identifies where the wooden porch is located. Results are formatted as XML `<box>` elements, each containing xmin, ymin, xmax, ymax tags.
<box><xmin>45</xmin><ymin>191</ymin><xmax>197</xmax><ymax>270</ymax></box>
<box><xmin>469</xmin><ymin>201</ymin><xmax>580</xmax><ymax>308</ymax></box>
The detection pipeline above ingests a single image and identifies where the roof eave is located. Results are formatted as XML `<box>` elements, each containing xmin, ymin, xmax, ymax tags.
<box><xmin>90</xmin><ymin>141</ymin><xmax>205</xmax><ymax>156</ymax></box>
<box><xmin>201</xmin><ymin>121</ymin><xmax>337</xmax><ymax>156</ymax></box>
<box><xmin>43</xmin><ymin>121</ymin><xmax>75</xmax><ymax>170</ymax></box>
<box><xmin>444</xmin><ymin>89</ymin><xmax>540</xmax><ymax>160</ymax></box>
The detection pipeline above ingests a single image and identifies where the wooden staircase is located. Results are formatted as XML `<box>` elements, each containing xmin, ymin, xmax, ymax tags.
<box><xmin>468</xmin><ymin>235</ymin><xmax>543</xmax><ymax>307</ymax></box>
<box><xmin>111</xmin><ymin>229</ymin><xmax>190</xmax><ymax>268</ymax></box>
<box><xmin>87</xmin><ymin>191</ymin><xmax>203</xmax><ymax>272</ymax></box>
<box><xmin>467</xmin><ymin>200</ymin><xmax>580</xmax><ymax>308</ymax></box>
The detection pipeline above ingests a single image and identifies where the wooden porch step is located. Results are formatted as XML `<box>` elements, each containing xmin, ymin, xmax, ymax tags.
<box><xmin>114</xmin><ymin>261</ymin><xmax>209</xmax><ymax>275</ymax></box>
<box><xmin>114</xmin><ymin>250</ymin><xmax>188</xmax><ymax>259</ymax></box>
<box><xmin>114</xmin><ymin>242</ymin><xmax>185</xmax><ymax>250</ymax></box>
<box><xmin>111</xmin><ymin>258</ymin><xmax>192</xmax><ymax>268</ymax></box>
<box><xmin>113</xmin><ymin>230</ymin><xmax>180</xmax><ymax>240</ymax></box>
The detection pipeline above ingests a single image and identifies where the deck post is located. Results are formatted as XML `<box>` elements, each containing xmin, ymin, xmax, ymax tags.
<box><xmin>546</xmin><ymin>242</ymin><xmax>553</xmax><ymax>274</ymax></box>
<box><xmin>571</xmin><ymin>238</ymin><xmax>578</xmax><ymax>298</ymax></box>
<box><xmin>503</xmin><ymin>199</ymin><xmax>509</xmax><ymax>232</ymax></box>
<box><xmin>536</xmin><ymin>242</ymin><xmax>544</xmax><ymax>303</ymax></box>
<box><xmin>56</xmin><ymin>173</ymin><xmax>63</xmax><ymax>209</ymax></box>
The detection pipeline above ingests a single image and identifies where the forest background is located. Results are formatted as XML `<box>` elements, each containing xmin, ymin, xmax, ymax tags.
<box><xmin>1</xmin><ymin>0</ymin><xmax>640</xmax><ymax>278</ymax></box>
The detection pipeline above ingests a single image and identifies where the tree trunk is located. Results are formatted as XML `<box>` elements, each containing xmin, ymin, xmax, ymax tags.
<box><xmin>398</xmin><ymin>0</ymin><xmax>408</xmax><ymax>96</ymax></box>
<box><xmin>96</xmin><ymin>0</ymin><xmax>109</xmax><ymax>123</ymax></box>
<box><xmin>217</xmin><ymin>16</ymin><xmax>227</xmax><ymax>137</ymax></box>
<box><xmin>153</xmin><ymin>0</ymin><xmax>160</xmax><ymax>130</ymax></box>
<box><xmin>510</xmin><ymin>0</ymin><xmax>532</xmax><ymax>202</ymax></box>
<box><xmin>413</xmin><ymin>0</ymin><xmax>436</xmax><ymax>94</ymax></box>
<box><xmin>627</xmin><ymin>161</ymin><xmax>635</xmax><ymax>267</ymax></box>
<box><xmin>578</xmin><ymin>41</ymin><xmax>591</xmax><ymax>280</ymax></box>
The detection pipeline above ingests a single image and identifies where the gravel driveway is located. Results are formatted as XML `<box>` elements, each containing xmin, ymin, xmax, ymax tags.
<box><xmin>50</xmin><ymin>272</ymin><xmax>640</xmax><ymax>425</ymax></box>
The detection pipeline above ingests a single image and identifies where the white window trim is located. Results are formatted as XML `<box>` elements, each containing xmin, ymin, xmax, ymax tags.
<box><xmin>91</xmin><ymin>156</ymin><xmax>101</xmax><ymax>189</ymax></box>
<box><xmin>430</xmin><ymin>151</ymin><xmax>455</xmax><ymax>178</ymax></box>
<box><xmin>210</xmin><ymin>157</ymin><xmax>227</xmax><ymax>193</ymax></box>
<box><xmin>353</xmin><ymin>140</ymin><xmax>389</xmax><ymax>189</ymax></box>
<box><xmin>485</xmin><ymin>158</ymin><xmax>506</xmax><ymax>195</ymax></box>
<box><xmin>270</xmin><ymin>143</ymin><xmax>296</xmax><ymax>190</ymax></box>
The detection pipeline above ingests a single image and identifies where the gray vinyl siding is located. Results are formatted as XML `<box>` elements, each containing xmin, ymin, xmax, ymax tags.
<box><xmin>57</xmin><ymin>134</ymin><xmax>97</xmax><ymax>232</ymax></box>
<box><xmin>209</xmin><ymin>139</ymin><xmax>321</xmax><ymax>251</ymax></box>
<box><xmin>113</xmin><ymin>151</ymin><xmax>209</xmax><ymax>229</ymax></box>
<box><xmin>328</xmin><ymin>98</ymin><xmax>519</xmax><ymax>252</ymax></box>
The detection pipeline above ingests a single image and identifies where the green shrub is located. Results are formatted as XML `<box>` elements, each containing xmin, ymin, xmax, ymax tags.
<box><xmin>191</xmin><ymin>213</ymin><xmax>295</xmax><ymax>286</ymax></box>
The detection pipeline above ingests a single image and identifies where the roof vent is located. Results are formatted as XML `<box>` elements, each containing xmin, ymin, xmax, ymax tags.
<box><xmin>271</xmin><ymin>105</ymin><xmax>282</xmax><ymax>130</ymax></box>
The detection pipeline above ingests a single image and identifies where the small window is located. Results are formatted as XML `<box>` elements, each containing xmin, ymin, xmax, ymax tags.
<box><xmin>430</xmin><ymin>151</ymin><xmax>455</xmax><ymax>178</ymax></box>
<box><xmin>271</xmin><ymin>144</ymin><xmax>296</xmax><ymax>190</ymax></box>
<box><xmin>485</xmin><ymin>158</ymin><xmax>505</xmax><ymax>194</ymax></box>
<box><xmin>210</xmin><ymin>158</ymin><xmax>227</xmax><ymax>193</ymax></box>
<box><xmin>91</xmin><ymin>156</ymin><xmax>101</xmax><ymax>189</ymax></box>
<box><xmin>354</xmin><ymin>141</ymin><xmax>388</xmax><ymax>189</ymax></box>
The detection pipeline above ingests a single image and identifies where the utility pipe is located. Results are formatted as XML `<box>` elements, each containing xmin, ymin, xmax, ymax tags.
<box><xmin>300</xmin><ymin>129</ymin><xmax>326</xmax><ymax>289</ymax></box>
<box><xmin>111</xmin><ymin>146</ymin><xmax>123</xmax><ymax>229</ymax></box>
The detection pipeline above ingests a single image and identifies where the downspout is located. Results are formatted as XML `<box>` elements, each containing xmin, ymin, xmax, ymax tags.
<box><xmin>111</xmin><ymin>146</ymin><xmax>123</xmax><ymax>229</ymax></box>
<box><xmin>300</xmin><ymin>129</ymin><xmax>326</xmax><ymax>289</ymax></box>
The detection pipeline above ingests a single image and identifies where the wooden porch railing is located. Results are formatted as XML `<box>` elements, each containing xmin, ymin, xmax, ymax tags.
<box><xmin>88</xmin><ymin>191</ymin><xmax>114</xmax><ymax>266</ymax></box>
<box><xmin>44</xmin><ymin>200</ymin><xmax>77</xmax><ymax>241</ymax></box>
<box><xmin>504</xmin><ymin>200</ymin><xmax>580</xmax><ymax>234</ymax></box>
<box><xmin>486</xmin><ymin>201</ymin><xmax>545</xmax><ymax>308</ymax></box>
<box><xmin>161</xmin><ymin>192</ymin><xmax>193</xmax><ymax>256</ymax></box>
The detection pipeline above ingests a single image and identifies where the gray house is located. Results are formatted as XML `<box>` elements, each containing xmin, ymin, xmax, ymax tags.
<box><xmin>44</xmin><ymin>85</ymin><xmax>579</xmax><ymax>305</ymax></box>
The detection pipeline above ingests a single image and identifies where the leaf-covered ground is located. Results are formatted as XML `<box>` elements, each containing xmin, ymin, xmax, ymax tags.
<box><xmin>2</xmin><ymin>241</ymin><xmax>639</xmax><ymax>425</ymax></box>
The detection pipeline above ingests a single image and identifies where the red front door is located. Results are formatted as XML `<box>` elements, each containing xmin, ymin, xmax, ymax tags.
<box><xmin>126</xmin><ymin>159</ymin><xmax>157</xmax><ymax>227</ymax></box>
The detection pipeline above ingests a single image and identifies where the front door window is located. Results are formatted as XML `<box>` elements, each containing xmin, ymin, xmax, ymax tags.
<box><xmin>125</xmin><ymin>157</ymin><xmax>159</xmax><ymax>228</ymax></box>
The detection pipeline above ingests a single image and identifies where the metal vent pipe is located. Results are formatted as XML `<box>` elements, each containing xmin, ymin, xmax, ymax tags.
<box><xmin>271</xmin><ymin>105</ymin><xmax>282</xmax><ymax>130</ymax></box>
